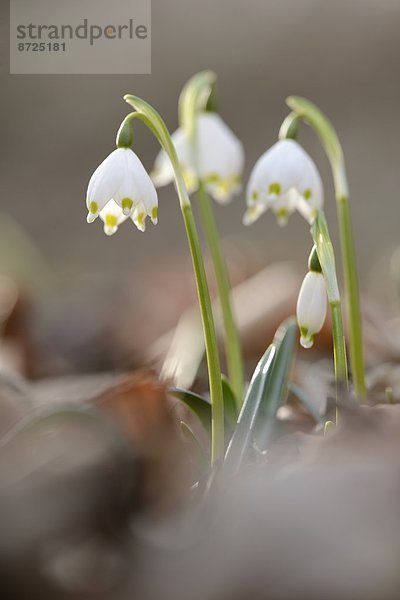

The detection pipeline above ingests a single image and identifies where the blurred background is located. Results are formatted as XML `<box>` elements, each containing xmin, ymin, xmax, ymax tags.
<box><xmin>1</xmin><ymin>0</ymin><xmax>399</xmax><ymax>275</ymax></box>
<box><xmin>0</xmin><ymin>0</ymin><xmax>400</xmax><ymax>377</ymax></box>
<box><xmin>2</xmin><ymin>5</ymin><xmax>400</xmax><ymax>597</ymax></box>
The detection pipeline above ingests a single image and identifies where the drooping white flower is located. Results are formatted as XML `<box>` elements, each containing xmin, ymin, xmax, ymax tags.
<box><xmin>86</xmin><ymin>147</ymin><xmax>158</xmax><ymax>232</ymax></box>
<box><xmin>244</xmin><ymin>139</ymin><xmax>323</xmax><ymax>226</ymax></box>
<box><xmin>296</xmin><ymin>271</ymin><xmax>327</xmax><ymax>349</ymax></box>
<box><xmin>152</xmin><ymin>112</ymin><xmax>244</xmax><ymax>204</ymax></box>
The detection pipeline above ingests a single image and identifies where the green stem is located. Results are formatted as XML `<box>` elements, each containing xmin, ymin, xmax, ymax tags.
<box><xmin>121</xmin><ymin>96</ymin><xmax>225</xmax><ymax>465</ymax></box>
<box><xmin>336</xmin><ymin>196</ymin><xmax>365</xmax><ymax>396</ymax></box>
<box><xmin>285</xmin><ymin>96</ymin><xmax>366</xmax><ymax>399</ymax></box>
<box><xmin>196</xmin><ymin>181</ymin><xmax>244</xmax><ymax>408</ymax></box>
<box><xmin>181</xmin><ymin>202</ymin><xmax>225</xmax><ymax>463</ymax></box>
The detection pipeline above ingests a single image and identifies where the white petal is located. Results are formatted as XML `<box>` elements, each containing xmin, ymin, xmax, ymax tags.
<box><xmin>270</xmin><ymin>189</ymin><xmax>299</xmax><ymax>226</ymax></box>
<box><xmin>114</xmin><ymin>149</ymin><xmax>158</xmax><ymax>217</ymax></box>
<box><xmin>193</xmin><ymin>113</ymin><xmax>244</xmax><ymax>203</ymax></box>
<box><xmin>246</xmin><ymin>140</ymin><xmax>301</xmax><ymax>200</ymax></box>
<box><xmin>86</xmin><ymin>149</ymin><xmax>127</xmax><ymax>216</ymax></box>
<box><xmin>297</xmin><ymin>155</ymin><xmax>324</xmax><ymax>210</ymax></box>
<box><xmin>131</xmin><ymin>204</ymin><xmax>147</xmax><ymax>232</ymax></box>
<box><xmin>195</xmin><ymin>113</ymin><xmax>244</xmax><ymax>179</ymax></box>
<box><xmin>295</xmin><ymin>195</ymin><xmax>318</xmax><ymax>224</ymax></box>
<box><xmin>243</xmin><ymin>200</ymin><xmax>269</xmax><ymax>225</ymax></box>
<box><xmin>99</xmin><ymin>199</ymin><xmax>127</xmax><ymax>236</ymax></box>
<box><xmin>296</xmin><ymin>271</ymin><xmax>327</xmax><ymax>348</ymax></box>
<box><xmin>152</xmin><ymin>114</ymin><xmax>243</xmax><ymax>203</ymax></box>
<box><xmin>152</xmin><ymin>128</ymin><xmax>193</xmax><ymax>187</ymax></box>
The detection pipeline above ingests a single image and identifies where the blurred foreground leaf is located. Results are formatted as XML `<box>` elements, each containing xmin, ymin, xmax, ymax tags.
<box><xmin>170</xmin><ymin>388</ymin><xmax>212</xmax><ymax>435</ymax></box>
<box><xmin>221</xmin><ymin>374</ymin><xmax>238</xmax><ymax>429</ymax></box>
<box><xmin>225</xmin><ymin>318</ymin><xmax>297</xmax><ymax>473</ymax></box>
<box><xmin>253</xmin><ymin>318</ymin><xmax>297</xmax><ymax>451</ymax></box>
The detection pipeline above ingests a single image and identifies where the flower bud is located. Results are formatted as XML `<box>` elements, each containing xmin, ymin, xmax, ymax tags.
<box><xmin>296</xmin><ymin>271</ymin><xmax>327</xmax><ymax>349</ymax></box>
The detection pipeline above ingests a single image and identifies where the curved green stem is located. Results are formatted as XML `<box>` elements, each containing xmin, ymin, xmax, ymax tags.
<box><xmin>285</xmin><ymin>96</ymin><xmax>366</xmax><ymax>399</ymax></box>
<box><xmin>121</xmin><ymin>96</ymin><xmax>224</xmax><ymax>465</ymax></box>
<box><xmin>311</xmin><ymin>212</ymin><xmax>348</xmax><ymax>392</ymax></box>
<box><xmin>197</xmin><ymin>182</ymin><xmax>244</xmax><ymax>407</ymax></box>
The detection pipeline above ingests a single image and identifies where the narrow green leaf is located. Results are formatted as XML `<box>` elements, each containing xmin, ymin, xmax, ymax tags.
<box><xmin>170</xmin><ymin>388</ymin><xmax>211</xmax><ymax>435</ymax></box>
<box><xmin>224</xmin><ymin>344</ymin><xmax>276</xmax><ymax>473</ymax></box>
<box><xmin>311</xmin><ymin>211</ymin><xmax>340</xmax><ymax>303</ymax></box>
<box><xmin>180</xmin><ymin>421</ymin><xmax>209</xmax><ymax>465</ymax></box>
<box><xmin>254</xmin><ymin>318</ymin><xmax>297</xmax><ymax>451</ymax></box>
<box><xmin>221</xmin><ymin>374</ymin><xmax>238</xmax><ymax>429</ymax></box>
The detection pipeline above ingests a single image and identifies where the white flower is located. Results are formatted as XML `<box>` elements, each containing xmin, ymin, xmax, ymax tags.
<box><xmin>296</xmin><ymin>271</ymin><xmax>327</xmax><ymax>349</ymax></box>
<box><xmin>152</xmin><ymin>112</ymin><xmax>244</xmax><ymax>204</ymax></box>
<box><xmin>244</xmin><ymin>139</ymin><xmax>323</xmax><ymax>226</ymax></box>
<box><xmin>86</xmin><ymin>148</ymin><xmax>158</xmax><ymax>233</ymax></box>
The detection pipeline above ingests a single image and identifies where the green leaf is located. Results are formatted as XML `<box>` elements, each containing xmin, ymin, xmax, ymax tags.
<box><xmin>224</xmin><ymin>344</ymin><xmax>276</xmax><ymax>473</ymax></box>
<box><xmin>224</xmin><ymin>318</ymin><xmax>298</xmax><ymax>474</ymax></box>
<box><xmin>311</xmin><ymin>211</ymin><xmax>340</xmax><ymax>303</ymax></box>
<box><xmin>170</xmin><ymin>388</ymin><xmax>211</xmax><ymax>435</ymax></box>
<box><xmin>254</xmin><ymin>318</ymin><xmax>298</xmax><ymax>451</ymax></box>
<box><xmin>179</xmin><ymin>421</ymin><xmax>209</xmax><ymax>465</ymax></box>
<box><xmin>221</xmin><ymin>374</ymin><xmax>238</xmax><ymax>429</ymax></box>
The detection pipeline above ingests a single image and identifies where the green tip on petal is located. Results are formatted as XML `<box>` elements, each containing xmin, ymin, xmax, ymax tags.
<box><xmin>121</xmin><ymin>197</ymin><xmax>134</xmax><ymax>216</ymax></box>
<box><xmin>299</xmin><ymin>327</ymin><xmax>314</xmax><ymax>349</ymax></box>
<box><xmin>303</xmin><ymin>188</ymin><xmax>313</xmax><ymax>200</ymax></box>
<box><xmin>87</xmin><ymin>201</ymin><xmax>99</xmax><ymax>223</ymax></box>
<box><xmin>134</xmin><ymin>211</ymin><xmax>146</xmax><ymax>232</ymax></box>
<box><xmin>276</xmin><ymin>208</ymin><xmax>289</xmax><ymax>226</ymax></box>
<box><xmin>300</xmin><ymin>335</ymin><xmax>314</xmax><ymax>349</ymax></box>
<box><xmin>151</xmin><ymin>206</ymin><xmax>158</xmax><ymax>224</ymax></box>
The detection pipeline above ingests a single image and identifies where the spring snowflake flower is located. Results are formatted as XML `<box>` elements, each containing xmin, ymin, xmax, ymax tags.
<box><xmin>244</xmin><ymin>139</ymin><xmax>323</xmax><ymax>226</ymax></box>
<box><xmin>86</xmin><ymin>148</ymin><xmax>158</xmax><ymax>233</ymax></box>
<box><xmin>296</xmin><ymin>270</ymin><xmax>327</xmax><ymax>349</ymax></box>
<box><xmin>152</xmin><ymin>112</ymin><xmax>244</xmax><ymax>204</ymax></box>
